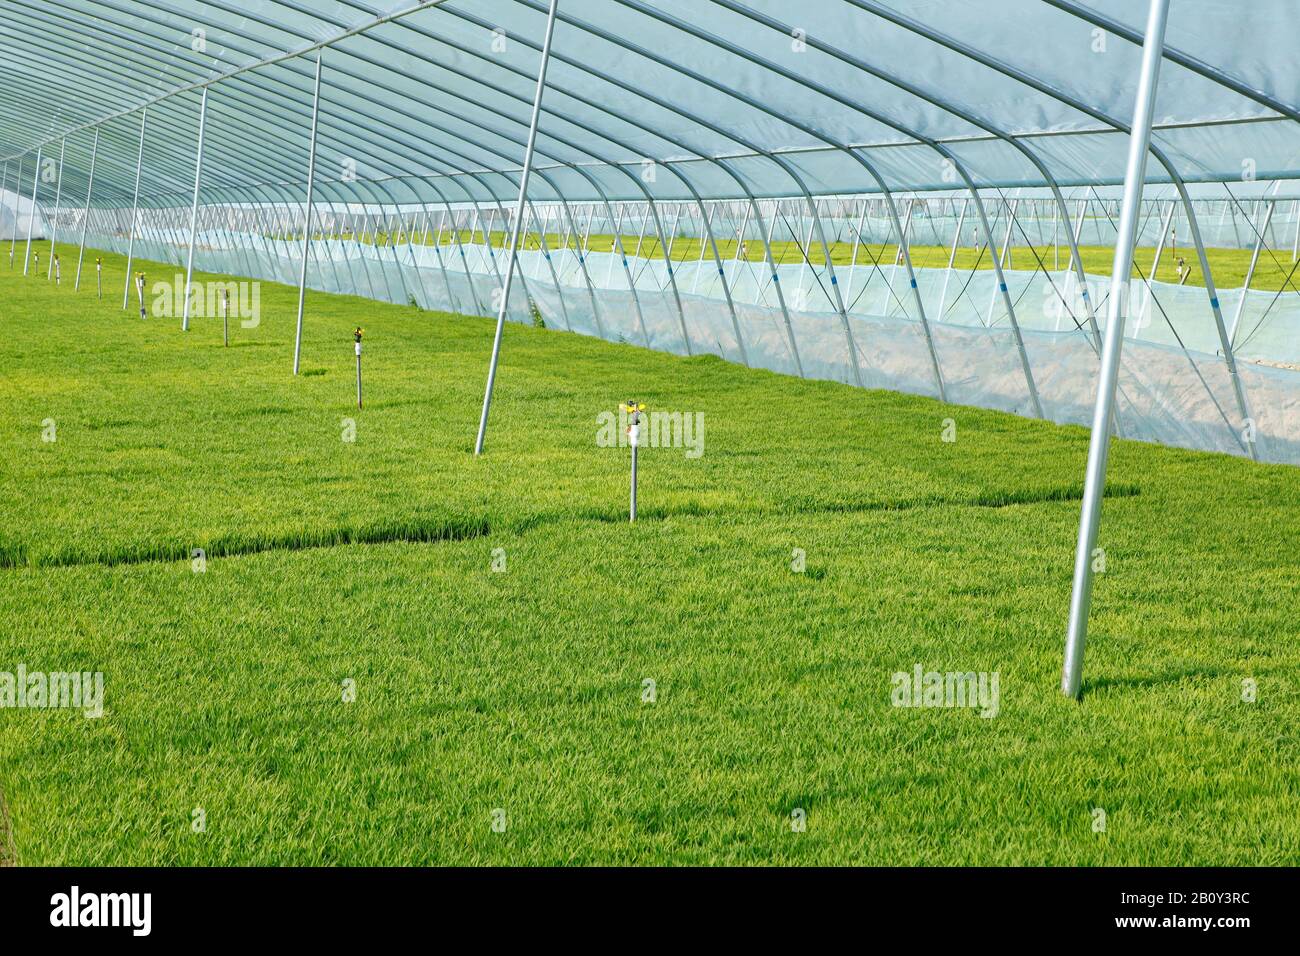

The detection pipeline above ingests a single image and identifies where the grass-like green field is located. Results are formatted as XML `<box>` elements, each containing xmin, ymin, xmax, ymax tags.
<box><xmin>0</xmin><ymin>241</ymin><xmax>1296</xmax><ymax>865</ymax></box>
<box><xmin>335</xmin><ymin>226</ymin><xmax>1300</xmax><ymax>291</ymax></box>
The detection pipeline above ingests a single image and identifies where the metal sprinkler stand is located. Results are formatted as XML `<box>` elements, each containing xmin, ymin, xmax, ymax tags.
<box><xmin>625</xmin><ymin>400</ymin><xmax>645</xmax><ymax>522</ymax></box>
<box><xmin>95</xmin><ymin>257</ymin><xmax>102</xmax><ymax>299</ymax></box>
<box><xmin>221</xmin><ymin>288</ymin><xmax>230</xmax><ymax>346</ymax></box>
<box><xmin>135</xmin><ymin>272</ymin><xmax>146</xmax><ymax>319</ymax></box>
<box><xmin>32</xmin><ymin>251</ymin><xmax>39</xmax><ymax>274</ymax></box>
<box><xmin>354</xmin><ymin>327</ymin><xmax>364</xmax><ymax>409</ymax></box>
<box><xmin>53</xmin><ymin>254</ymin><xmax>60</xmax><ymax>285</ymax></box>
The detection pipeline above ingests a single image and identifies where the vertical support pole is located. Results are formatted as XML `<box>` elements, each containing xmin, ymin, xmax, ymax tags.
<box><xmin>122</xmin><ymin>109</ymin><xmax>147</xmax><ymax>307</ymax></box>
<box><xmin>744</xmin><ymin>194</ymin><xmax>803</xmax><ymax>377</ymax></box>
<box><xmin>962</xmin><ymin>179</ymin><xmax>1043</xmax><ymax>419</ymax></box>
<box><xmin>75</xmin><ymin>130</ymin><xmax>100</xmax><ymax>290</ymax></box>
<box><xmin>555</xmin><ymin>196</ymin><xmax>605</xmax><ymax>337</ymax></box>
<box><xmin>934</xmin><ymin>198</ymin><xmax>968</xmax><ymax>321</ymax></box>
<box><xmin>47</xmin><ymin>139</ymin><xmax>66</xmax><ymax>279</ymax></box>
<box><xmin>1135</xmin><ymin>201</ymin><xmax>1175</xmax><ymax>336</ymax></box>
<box><xmin>842</xmin><ymin>200</ymin><xmax>869</xmax><ymax>303</ymax></box>
<box><xmin>690</xmin><ymin>204</ymin><xmax>713</xmax><ymax>294</ymax></box>
<box><xmin>293</xmin><ymin>52</ymin><xmax>324</xmax><ymax>375</ymax></box>
<box><xmin>887</xmin><ymin>192</ymin><xmax>946</xmax><ymax>402</ymax></box>
<box><xmin>0</xmin><ymin>162</ymin><xmax>8</xmax><ymax>248</ymax></box>
<box><xmin>878</xmin><ymin>197</ymin><xmax>913</xmax><ymax>315</ymax></box>
<box><xmin>475</xmin><ymin>0</ymin><xmax>558</xmax><ymax>456</ymax></box>
<box><xmin>1063</xmin><ymin>0</ymin><xmax>1169</xmax><ymax>699</ymax></box>
<box><xmin>22</xmin><ymin>145</ymin><xmax>43</xmax><ymax>275</ymax></box>
<box><xmin>1291</xmin><ymin>199</ymin><xmax>1299</xmax><ymax>264</ymax></box>
<box><xmin>6</xmin><ymin>157</ymin><xmax>19</xmax><ymax>268</ymax></box>
<box><xmin>182</xmin><ymin>88</ymin><xmax>208</xmax><ymax>331</ymax></box>
<box><xmin>0</xmin><ymin>162</ymin><xmax>9</xmax><ymax>265</ymax></box>
<box><xmin>689</xmin><ymin>189</ymin><xmax>749</xmax><ymax>367</ymax></box>
<box><xmin>629</xmin><ymin>404</ymin><xmax>639</xmax><ymax>522</ymax></box>
<box><xmin>1173</xmin><ymin>180</ymin><xmax>1257</xmax><ymax>460</ymax></box>
<box><xmin>604</xmin><ymin>204</ymin><xmax>624</xmax><ymax>285</ymax></box>
<box><xmin>985</xmin><ymin>198</ymin><xmax>1017</xmax><ymax>324</ymax></box>
<box><xmin>602</xmin><ymin>197</ymin><xmax>649</xmax><ymax>346</ymax></box>
<box><xmin>646</xmin><ymin>197</ymin><xmax>692</xmax><ymax>355</ymax></box>
<box><xmin>528</xmin><ymin>203</ymin><xmax>571</xmax><ymax>330</ymax></box>
<box><xmin>1053</xmin><ymin>199</ymin><xmax>1059</xmax><ymax>271</ymax></box>
<box><xmin>797</xmin><ymin>189</ymin><xmax>864</xmax><ymax>388</ymax></box>
<box><xmin>1228</xmin><ymin>199</ymin><xmax>1273</xmax><ymax>346</ymax></box>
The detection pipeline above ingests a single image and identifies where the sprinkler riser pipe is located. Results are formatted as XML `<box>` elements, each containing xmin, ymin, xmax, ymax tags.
<box><xmin>629</xmin><ymin>412</ymin><xmax>639</xmax><ymax>523</ymax></box>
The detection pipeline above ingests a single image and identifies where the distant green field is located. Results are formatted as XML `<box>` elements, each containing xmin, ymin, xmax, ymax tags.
<box><xmin>0</xmin><ymin>242</ymin><xmax>1296</xmax><ymax>865</ymax></box>
<box><xmin>323</xmin><ymin>226</ymin><xmax>1300</xmax><ymax>292</ymax></box>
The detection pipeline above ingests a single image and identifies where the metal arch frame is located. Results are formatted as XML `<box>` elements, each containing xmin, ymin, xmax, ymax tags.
<box><xmin>1</xmin><ymin>0</ymin><xmax>994</xmax><ymax>342</ymax></box>
<box><xmin>581</xmin><ymin>6</ymin><xmax>982</xmax><ymax>400</ymax></box>
<box><xmin>0</xmin><ymin>43</ymin><xmax>291</xmax><ymax>199</ymax></box>
<box><xmin>5</xmin><ymin>0</ymin><xmax>1298</xmax><ymax>214</ymax></box>
<box><xmin>329</xmin><ymin>4</ymin><xmax>706</xmax><ymax>349</ymax></box>
<box><xmin>548</xmin><ymin>0</ymin><xmax>916</xmax><ymax>390</ymax></box>
<box><xmin>7</xmin><ymin>0</ymin><xmax>946</xmax><ymax>392</ymax></box>
<box><xmin>598</xmin><ymin>0</ymin><xmax>1029</xmax><ymax>405</ymax></box>
<box><xmin>353</xmin><ymin>11</ymin><xmax>735</xmax><ymax>354</ymax></box>
<box><xmin>17</xmin><ymin>0</ymin><xmax>769</xmax><ymax>369</ymax></box>
<box><xmin>718</xmin><ymin>0</ymin><xmax>1102</xmax><ymax>356</ymax></box>
<box><xmin>187</xmin><ymin>44</ymin><xmax>622</xmax><ymax>328</ymax></box>
<box><xmin>0</xmin><ymin>0</ymin><xmax>1284</xmax><ymax>444</ymax></box>
<box><xmin>417</xmin><ymin>1</ymin><xmax>818</xmax><ymax>362</ymax></box>
<box><xmin>1228</xmin><ymin>199</ymin><xmax>1275</xmax><ymax>348</ymax></box>
<box><xmin>675</xmin><ymin>175</ymin><xmax>749</xmax><ymax>366</ymax></box>
<box><xmin>848</xmin><ymin>0</ymin><xmax>1257</xmax><ymax>459</ymax></box>
<box><xmin>499</xmin><ymin>2</ymin><xmax>874</xmax><ymax>390</ymax></box>
<box><xmin>0</xmin><ymin>7</ymin><xmax>441</xmax><ymax>201</ymax></box>
<box><xmin>0</xmin><ymin>0</ymin><xmax>461</xmax><ymax>162</ymax></box>
<box><xmin>83</xmin><ymin>42</ymin><xmax>553</xmax><ymax>327</ymax></box>
<box><xmin>20</xmin><ymin>0</ymin><xmax>636</xmax><ymax>240</ymax></box>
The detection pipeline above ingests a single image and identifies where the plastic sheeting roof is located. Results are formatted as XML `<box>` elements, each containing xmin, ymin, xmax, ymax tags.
<box><xmin>1</xmin><ymin>0</ymin><xmax>1298</xmax><ymax>210</ymax></box>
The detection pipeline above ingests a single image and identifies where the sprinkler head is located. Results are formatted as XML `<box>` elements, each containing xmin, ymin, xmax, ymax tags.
<box><xmin>354</xmin><ymin>327</ymin><xmax>364</xmax><ymax>343</ymax></box>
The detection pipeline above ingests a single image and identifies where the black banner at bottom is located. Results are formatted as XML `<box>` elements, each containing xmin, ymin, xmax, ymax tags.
<box><xmin>0</xmin><ymin>866</ymin><xmax>1284</xmax><ymax>942</ymax></box>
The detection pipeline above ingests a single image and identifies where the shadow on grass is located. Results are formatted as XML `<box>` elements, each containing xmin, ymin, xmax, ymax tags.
<box><xmin>1081</xmin><ymin>664</ymin><xmax>1254</xmax><ymax>697</ymax></box>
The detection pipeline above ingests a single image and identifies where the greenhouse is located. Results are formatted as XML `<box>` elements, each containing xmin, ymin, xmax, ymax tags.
<box><xmin>1</xmin><ymin>0</ymin><xmax>1297</xmax><ymax>875</ymax></box>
